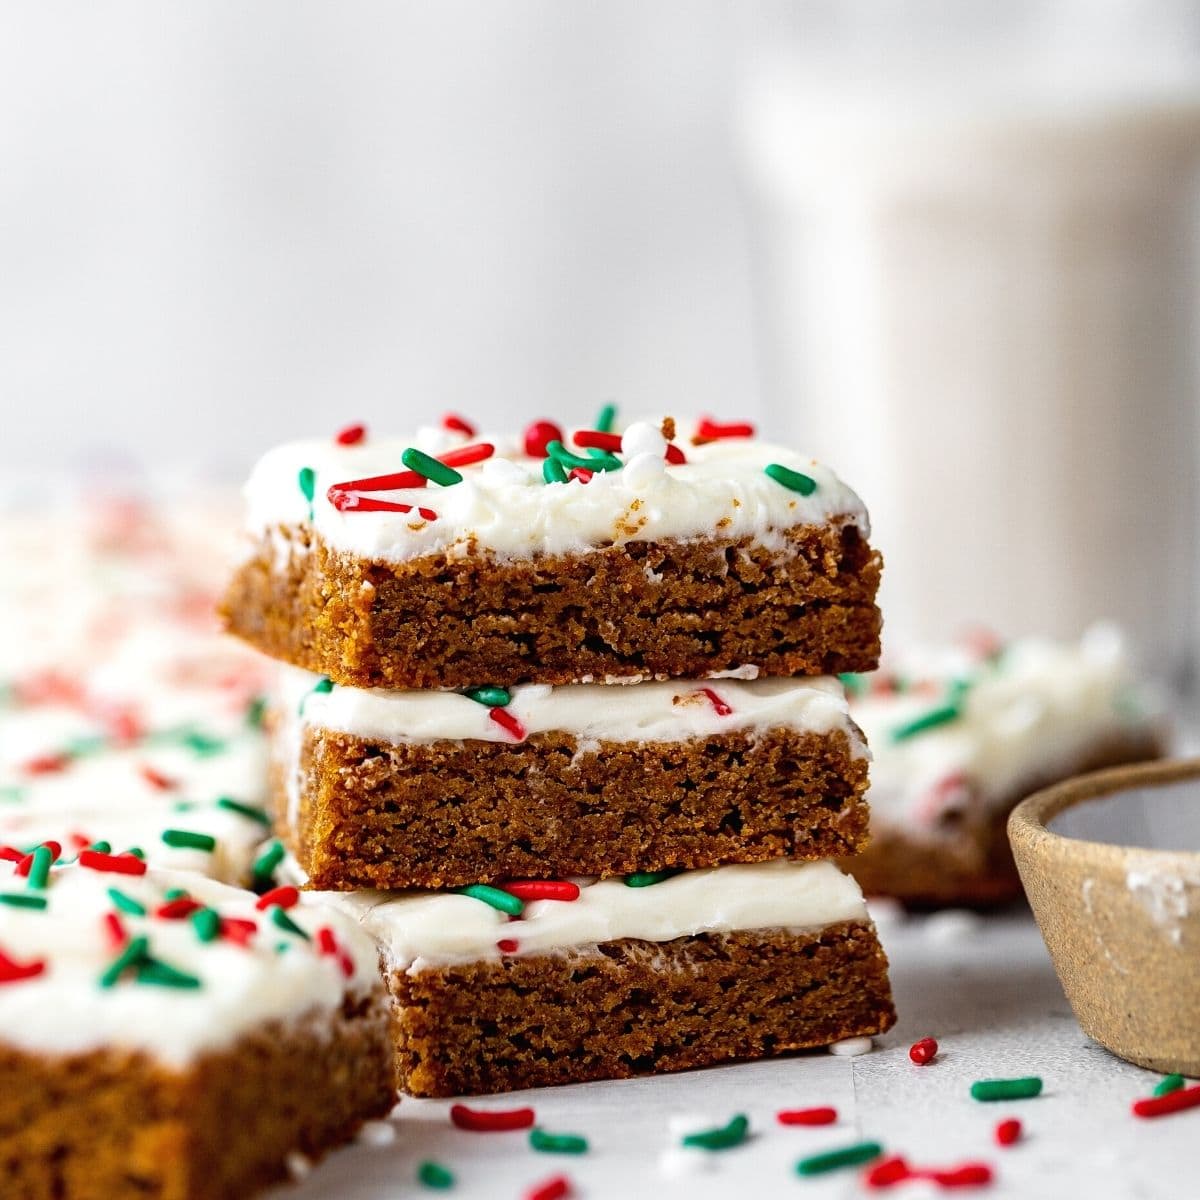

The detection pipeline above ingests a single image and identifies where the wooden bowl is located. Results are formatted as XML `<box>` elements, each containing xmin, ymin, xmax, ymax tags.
<box><xmin>1009</xmin><ymin>758</ymin><xmax>1200</xmax><ymax>1076</ymax></box>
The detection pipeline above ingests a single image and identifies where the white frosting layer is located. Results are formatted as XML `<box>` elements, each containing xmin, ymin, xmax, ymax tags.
<box><xmin>314</xmin><ymin>859</ymin><xmax>869</xmax><ymax>970</ymax></box>
<box><xmin>240</xmin><ymin>417</ymin><xmax>869</xmax><ymax>563</ymax></box>
<box><xmin>0</xmin><ymin>859</ymin><xmax>380</xmax><ymax>1064</ymax></box>
<box><xmin>281</xmin><ymin>666</ymin><xmax>865</xmax><ymax>751</ymax></box>
<box><xmin>850</xmin><ymin>624</ymin><xmax>1161</xmax><ymax>836</ymax></box>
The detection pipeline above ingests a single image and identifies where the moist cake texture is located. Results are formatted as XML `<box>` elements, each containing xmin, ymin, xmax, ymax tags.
<box><xmin>221</xmin><ymin>417</ymin><xmax>882</xmax><ymax>688</ymax></box>
<box><xmin>277</xmin><ymin>671</ymin><xmax>870</xmax><ymax>889</ymax></box>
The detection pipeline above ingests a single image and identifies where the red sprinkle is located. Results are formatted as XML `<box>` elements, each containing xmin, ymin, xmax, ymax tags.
<box><xmin>525</xmin><ymin>1176</ymin><xmax>572</xmax><ymax>1200</ymax></box>
<box><xmin>696</xmin><ymin>417</ymin><xmax>755</xmax><ymax>441</ymax></box>
<box><xmin>699</xmin><ymin>687</ymin><xmax>733</xmax><ymax>717</ymax></box>
<box><xmin>335</xmin><ymin>423</ymin><xmax>367</xmax><ymax>445</ymax></box>
<box><xmin>156</xmin><ymin>897</ymin><xmax>202</xmax><ymax>920</ymax></box>
<box><xmin>138</xmin><ymin>764</ymin><xmax>177</xmax><ymax>791</ymax></box>
<box><xmin>102</xmin><ymin>708</ymin><xmax>143</xmax><ymax>744</ymax></box>
<box><xmin>865</xmin><ymin>1157</ymin><xmax>993</xmax><ymax>1191</ymax></box>
<box><xmin>0</xmin><ymin>947</ymin><xmax>46</xmax><ymax>985</ymax></box>
<box><xmin>442</xmin><ymin>413</ymin><xmax>476</xmax><ymax>438</ymax></box>
<box><xmin>15</xmin><ymin>843</ymin><xmax>60</xmax><ymax>877</ymax></box>
<box><xmin>328</xmin><ymin>469</ymin><xmax>425</xmax><ymax>495</ymax></box>
<box><xmin>1133</xmin><ymin>1084</ymin><xmax>1200</xmax><ymax>1118</ymax></box>
<box><xmin>103</xmin><ymin>911</ymin><xmax>127</xmax><ymax>950</ymax></box>
<box><xmin>864</xmin><ymin>1156</ymin><xmax>913</xmax><ymax>1188</ymax></box>
<box><xmin>255</xmin><ymin>886</ymin><xmax>300</xmax><ymax>911</ymax></box>
<box><xmin>910</xmin><ymin>1036</ymin><xmax>939</xmax><ymax>1065</ymax></box>
<box><xmin>777</xmin><ymin>1106</ymin><xmax>838</xmax><ymax>1126</ymax></box>
<box><xmin>0</xmin><ymin>846</ymin><xmax>23</xmax><ymax>863</ymax></box>
<box><xmin>489</xmin><ymin>707</ymin><xmax>527</xmax><ymax>741</ymax></box>
<box><xmin>573</xmin><ymin>429</ymin><xmax>623</xmax><ymax>452</ymax></box>
<box><xmin>568</xmin><ymin>468</ymin><xmax>593</xmax><ymax>484</ymax></box>
<box><xmin>329</xmin><ymin>491</ymin><xmax>439</xmax><ymax>519</ymax></box>
<box><xmin>497</xmin><ymin>938</ymin><xmax>520</xmax><ymax>954</ymax></box>
<box><xmin>502</xmin><ymin>881</ymin><xmax>581</xmax><ymax>902</ymax></box>
<box><xmin>316</xmin><ymin>927</ymin><xmax>338</xmax><ymax>956</ymax></box>
<box><xmin>449</xmin><ymin>1103</ymin><xmax>535</xmax><ymax>1132</ymax></box>
<box><xmin>930</xmin><ymin>1163</ymin><xmax>993</xmax><ymax>1188</ymax></box>
<box><xmin>78</xmin><ymin>851</ymin><xmax>147</xmax><ymax>877</ymax></box>
<box><xmin>994</xmin><ymin>1118</ymin><xmax>1022</xmax><ymax>1146</ymax></box>
<box><xmin>524</xmin><ymin>420</ymin><xmax>564</xmax><ymax>458</ymax></box>
<box><xmin>220</xmin><ymin>917</ymin><xmax>258</xmax><ymax>947</ymax></box>
<box><xmin>22</xmin><ymin>752</ymin><xmax>71</xmax><ymax>776</ymax></box>
<box><xmin>664</xmin><ymin>442</ymin><xmax>687</xmax><ymax>464</ymax></box>
<box><xmin>440</xmin><ymin>442</ymin><xmax>495</xmax><ymax>468</ymax></box>
<box><xmin>68</xmin><ymin>832</ymin><xmax>93</xmax><ymax>851</ymax></box>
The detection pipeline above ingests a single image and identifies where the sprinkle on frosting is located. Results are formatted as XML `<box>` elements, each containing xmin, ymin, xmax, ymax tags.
<box><xmin>335</xmin><ymin>423</ymin><xmax>367</xmax><ymax>446</ymax></box>
<box><xmin>524</xmin><ymin>421</ymin><xmax>563</xmax><ymax>458</ymax></box>
<box><xmin>764</xmin><ymin>462</ymin><xmax>817</xmax><ymax>496</ymax></box>
<box><xmin>402</xmin><ymin>447</ymin><xmax>464</xmax><ymax>488</ymax></box>
<box><xmin>441</xmin><ymin>412</ymin><xmax>476</xmax><ymax>437</ymax></box>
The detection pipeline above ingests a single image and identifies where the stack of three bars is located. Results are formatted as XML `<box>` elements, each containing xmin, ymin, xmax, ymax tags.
<box><xmin>222</xmin><ymin>412</ymin><xmax>896</xmax><ymax>1096</ymax></box>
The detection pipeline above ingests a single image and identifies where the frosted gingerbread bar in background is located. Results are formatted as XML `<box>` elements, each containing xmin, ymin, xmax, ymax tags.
<box><xmin>839</xmin><ymin>625</ymin><xmax>1164</xmax><ymax>907</ymax></box>
<box><xmin>220</xmin><ymin>413</ymin><xmax>883</xmax><ymax>689</ymax></box>
<box><xmin>276</xmin><ymin>669</ymin><xmax>870</xmax><ymax>889</ymax></box>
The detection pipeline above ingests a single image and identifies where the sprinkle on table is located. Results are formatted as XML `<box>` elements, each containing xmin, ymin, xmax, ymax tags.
<box><xmin>488</xmin><ymin>707</ymin><xmax>527</xmax><ymax>741</ymax></box>
<box><xmin>1153</xmin><ymin>1073</ymin><xmax>1186</xmax><ymax>1097</ymax></box>
<box><xmin>764</xmin><ymin>462</ymin><xmax>817</xmax><ymax>496</ymax></box>
<box><xmin>994</xmin><ymin>1118</ymin><xmax>1022</xmax><ymax>1146</ymax></box>
<box><xmin>161</xmin><ymin>829</ymin><xmax>217</xmax><ymax>853</ymax></box>
<box><xmin>524</xmin><ymin>1176</ymin><xmax>572</xmax><ymax>1200</ymax></box>
<box><xmin>624</xmin><ymin>870</ymin><xmax>678</xmax><ymax>888</ymax></box>
<box><xmin>909</xmin><ymin>1036</ymin><xmax>938</xmax><ymax>1065</ymax></box>
<box><xmin>465</xmin><ymin>686</ymin><xmax>511</xmax><ymax>708</ymax></box>
<box><xmin>970</xmin><ymin>1077</ymin><xmax>1043</xmax><ymax>1102</ymax></box>
<box><xmin>456</xmin><ymin>883</ymin><xmax>524</xmax><ymax>917</ymax></box>
<box><xmin>502</xmin><ymin>880</ymin><xmax>581</xmax><ymax>902</ymax></box>
<box><xmin>402</xmin><ymin>446</ymin><xmax>465</xmax><ymax>487</ymax></box>
<box><xmin>449</xmin><ymin>1103</ymin><xmax>535</xmax><ymax>1132</ymax></box>
<box><xmin>529</xmin><ymin>1128</ymin><xmax>589</xmax><ymax>1155</ymax></box>
<box><xmin>417</xmin><ymin>1159</ymin><xmax>455</xmax><ymax>1189</ymax></box>
<box><xmin>335</xmin><ymin>423</ymin><xmax>367</xmax><ymax>445</ymax></box>
<box><xmin>1132</xmin><ymin>1083</ymin><xmax>1200</xmax><ymax>1118</ymax></box>
<box><xmin>681</xmin><ymin>1113</ymin><xmax>749</xmax><ymax>1150</ymax></box>
<box><xmin>777</xmin><ymin>1106</ymin><xmax>837</xmax><ymax>1126</ymax></box>
<box><xmin>795</xmin><ymin>1140</ymin><xmax>883</xmax><ymax>1176</ymax></box>
<box><xmin>441</xmin><ymin>412</ymin><xmax>476</xmax><ymax>438</ymax></box>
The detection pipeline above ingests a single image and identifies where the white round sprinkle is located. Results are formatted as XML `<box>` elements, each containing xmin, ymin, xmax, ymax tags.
<box><xmin>357</xmin><ymin>1119</ymin><xmax>397</xmax><ymax>1147</ymax></box>
<box><xmin>658</xmin><ymin>1147</ymin><xmax>717</xmax><ymax>1178</ymax></box>
<box><xmin>622</xmin><ymin>451</ymin><xmax>667</xmax><ymax>489</ymax></box>
<box><xmin>827</xmin><ymin>1036</ymin><xmax>874</xmax><ymax>1056</ymax></box>
<box><xmin>286</xmin><ymin>1152</ymin><xmax>313</xmax><ymax>1179</ymax></box>
<box><xmin>923</xmin><ymin>909</ymin><xmax>983</xmax><ymax>944</ymax></box>
<box><xmin>621</xmin><ymin>421</ymin><xmax>667</xmax><ymax>459</ymax></box>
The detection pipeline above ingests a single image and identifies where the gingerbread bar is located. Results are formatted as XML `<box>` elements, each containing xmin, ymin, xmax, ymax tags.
<box><xmin>221</xmin><ymin>416</ymin><xmax>882</xmax><ymax>689</ymax></box>
<box><xmin>275</xmin><ymin>670</ymin><xmax>870</xmax><ymax>889</ymax></box>
<box><xmin>324</xmin><ymin>858</ymin><xmax>895</xmax><ymax>1096</ymax></box>
<box><xmin>0</xmin><ymin>852</ymin><xmax>393</xmax><ymax>1199</ymax></box>
<box><xmin>839</xmin><ymin>625</ymin><xmax>1164</xmax><ymax>906</ymax></box>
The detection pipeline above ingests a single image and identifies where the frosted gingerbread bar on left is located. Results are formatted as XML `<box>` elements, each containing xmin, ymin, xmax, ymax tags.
<box><xmin>0</xmin><ymin>853</ymin><xmax>393</xmax><ymax>1200</ymax></box>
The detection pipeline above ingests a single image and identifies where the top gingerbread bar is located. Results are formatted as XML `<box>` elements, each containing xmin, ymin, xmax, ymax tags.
<box><xmin>220</xmin><ymin>413</ymin><xmax>882</xmax><ymax>689</ymax></box>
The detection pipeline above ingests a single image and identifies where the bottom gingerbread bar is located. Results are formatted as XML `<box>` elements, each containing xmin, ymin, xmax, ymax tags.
<box><xmin>333</xmin><ymin>859</ymin><xmax>896</xmax><ymax>1097</ymax></box>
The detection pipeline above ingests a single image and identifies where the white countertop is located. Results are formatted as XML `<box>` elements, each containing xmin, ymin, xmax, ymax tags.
<box><xmin>274</xmin><ymin>906</ymin><xmax>1188</xmax><ymax>1199</ymax></box>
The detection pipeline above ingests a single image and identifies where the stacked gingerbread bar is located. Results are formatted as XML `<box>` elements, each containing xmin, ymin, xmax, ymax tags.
<box><xmin>222</xmin><ymin>412</ymin><xmax>896</xmax><ymax>1096</ymax></box>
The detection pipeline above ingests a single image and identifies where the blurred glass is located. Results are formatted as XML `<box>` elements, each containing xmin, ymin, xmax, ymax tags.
<box><xmin>740</xmin><ymin>0</ymin><xmax>1200</xmax><ymax>687</ymax></box>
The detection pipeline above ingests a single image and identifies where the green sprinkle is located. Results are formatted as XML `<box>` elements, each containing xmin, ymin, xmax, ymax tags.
<box><xmin>125</xmin><ymin>846</ymin><xmax>146</xmax><ymax>860</ymax></box>
<box><xmin>88</xmin><ymin>840</ymin><xmax>112</xmax><ymax>855</ymax></box>
<box><xmin>0</xmin><ymin>785</ymin><xmax>27</xmax><ymax>804</ymax></box>
<box><xmin>244</xmin><ymin>696</ymin><xmax>268</xmax><ymax>729</ymax></box>
<box><xmin>300</xmin><ymin>676</ymin><xmax>334</xmax><ymax>715</ymax></box>
<box><xmin>594</xmin><ymin>403</ymin><xmax>617</xmax><ymax>433</ymax></box>
<box><xmin>402</xmin><ymin>447</ymin><xmax>463</xmax><ymax>488</ymax></box>
<box><xmin>465</xmin><ymin>686</ymin><xmax>511</xmax><ymax>707</ymax></box>
<box><xmin>456</xmin><ymin>884</ymin><xmax>524</xmax><ymax>917</ymax></box>
<box><xmin>100</xmin><ymin>935</ymin><xmax>149</xmax><ymax>988</ymax></box>
<box><xmin>216</xmin><ymin>796</ymin><xmax>273</xmax><ymax>826</ymax></box>
<box><xmin>417</xmin><ymin>1160</ymin><xmax>455</xmax><ymax>1190</ymax></box>
<box><xmin>542</xmin><ymin>456</ymin><xmax>568</xmax><ymax>484</ymax></box>
<box><xmin>1154</xmin><ymin>1073</ymin><xmax>1186</xmax><ymax>1097</ymax></box>
<box><xmin>838</xmin><ymin>672</ymin><xmax>866</xmax><ymax>696</ymax></box>
<box><xmin>165</xmin><ymin>887</ymin><xmax>190</xmax><ymax>901</ymax></box>
<box><xmin>270</xmin><ymin>905</ymin><xmax>310</xmax><ymax>940</ymax></box>
<box><xmin>182</xmin><ymin>730</ymin><xmax>226</xmax><ymax>757</ymax></box>
<box><xmin>62</xmin><ymin>735</ymin><xmax>107</xmax><ymax>757</ymax></box>
<box><xmin>136</xmin><ymin>958</ymin><xmax>202</xmax><ymax>989</ymax></box>
<box><xmin>160</xmin><ymin>829</ymin><xmax>216</xmax><ymax>853</ymax></box>
<box><xmin>298</xmin><ymin>466</ymin><xmax>316</xmax><ymax>519</ymax></box>
<box><xmin>624</xmin><ymin>870</ymin><xmax>678</xmax><ymax>888</ymax></box>
<box><xmin>890</xmin><ymin>704</ymin><xmax>961</xmax><ymax>743</ymax></box>
<box><xmin>172</xmin><ymin>800</ymin><xmax>197</xmax><ymax>813</ymax></box>
<box><xmin>529</xmin><ymin>1127</ymin><xmax>589</xmax><ymax>1154</ymax></box>
<box><xmin>253</xmin><ymin>840</ymin><xmax>285</xmax><ymax>881</ymax></box>
<box><xmin>26</xmin><ymin>845</ymin><xmax>53</xmax><ymax>890</ymax></box>
<box><xmin>192</xmin><ymin>907</ymin><xmax>221</xmax><ymax>943</ymax></box>
<box><xmin>107</xmin><ymin>888</ymin><xmax>147</xmax><ymax>916</ymax></box>
<box><xmin>970</xmin><ymin>1077</ymin><xmax>1043</xmax><ymax>1102</ymax></box>
<box><xmin>682</xmin><ymin>1113</ymin><xmax>749</xmax><ymax>1150</ymax></box>
<box><xmin>796</xmin><ymin>1141</ymin><xmax>883</xmax><ymax>1176</ymax></box>
<box><xmin>546</xmin><ymin>441</ymin><xmax>622</xmax><ymax>472</ymax></box>
<box><xmin>764</xmin><ymin>462</ymin><xmax>817</xmax><ymax>495</ymax></box>
<box><xmin>0</xmin><ymin>893</ymin><xmax>47</xmax><ymax>910</ymax></box>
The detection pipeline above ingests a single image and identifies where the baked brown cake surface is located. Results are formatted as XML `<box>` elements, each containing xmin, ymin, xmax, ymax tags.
<box><xmin>282</xmin><ymin>725</ymin><xmax>870</xmax><ymax>890</ymax></box>
<box><xmin>0</xmin><ymin>1001</ymin><xmax>394</xmax><ymax>1200</ymax></box>
<box><xmin>391</xmin><ymin>923</ymin><xmax>895</xmax><ymax>1097</ymax></box>
<box><xmin>223</xmin><ymin>521</ymin><xmax>882</xmax><ymax>690</ymax></box>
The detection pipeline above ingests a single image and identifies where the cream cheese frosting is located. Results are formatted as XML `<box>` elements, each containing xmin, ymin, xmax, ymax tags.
<box><xmin>312</xmin><ymin>859</ymin><xmax>870</xmax><ymax>971</ymax></box>
<box><xmin>240</xmin><ymin>417</ymin><xmax>870</xmax><ymax>564</ymax></box>
<box><xmin>280</xmin><ymin>666</ymin><xmax>868</xmax><ymax>752</ymax></box>
<box><xmin>847</xmin><ymin>624</ymin><xmax>1161</xmax><ymax>835</ymax></box>
<box><xmin>0</xmin><ymin>858</ymin><xmax>380</xmax><ymax>1064</ymax></box>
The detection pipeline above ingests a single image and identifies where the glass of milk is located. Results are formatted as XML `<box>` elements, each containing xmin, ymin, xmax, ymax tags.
<box><xmin>739</xmin><ymin>0</ymin><xmax>1200</xmax><ymax>686</ymax></box>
